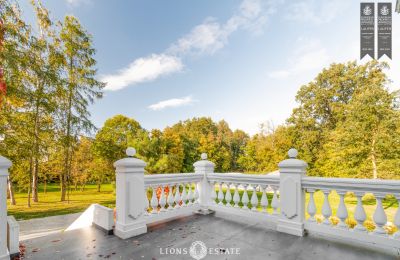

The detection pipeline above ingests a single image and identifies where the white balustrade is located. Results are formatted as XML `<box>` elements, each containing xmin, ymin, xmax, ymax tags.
<box><xmin>111</xmin><ymin>148</ymin><xmax>400</xmax><ymax>254</ymax></box>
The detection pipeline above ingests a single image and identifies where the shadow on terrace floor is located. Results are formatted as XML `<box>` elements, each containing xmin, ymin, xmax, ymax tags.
<box><xmin>22</xmin><ymin>215</ymin><xmax>398</xmax><ymax>260</ymax></box>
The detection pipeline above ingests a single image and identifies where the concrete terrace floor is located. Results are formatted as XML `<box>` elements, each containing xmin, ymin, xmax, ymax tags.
<box><xmin>22</xmin><ymin>215</ymin><xmax>398</xmax><ymax>260</ymax></box>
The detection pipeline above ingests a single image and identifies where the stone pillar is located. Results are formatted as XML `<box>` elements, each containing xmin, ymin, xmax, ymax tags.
<box><xmin>0</xmin><ymin>156</ymin><xmax>11</xmax><ymax>260</ymax></box>
<box><xmin>114</xmin><ymin>148</ymin><xmax>147</xmax><ymax>239</ymax></box>
<box><xmin>277</xmin><ymin>149</ymin><xmax>307</xmax><ymax>236</ymax></box>
<box><xmin>194</xmin><ymin>153</ymin><xmax>215</xmax><ymax>214</ymax></box>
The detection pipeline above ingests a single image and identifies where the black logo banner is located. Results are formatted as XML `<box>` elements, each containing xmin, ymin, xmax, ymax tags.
<box><xmin>378</xmin><ymin>3</ymin><xmax>392</xmax><ymax>59</ymax></box>
<box><xmin>360</xmin><ymin>3</ymin><xmax>375</xmax><ymax>59</ymax></box>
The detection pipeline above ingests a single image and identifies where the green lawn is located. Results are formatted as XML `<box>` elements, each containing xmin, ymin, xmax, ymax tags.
<box><xmin>7</xmin><ymin>184</ymin><xmax>399</xmax><ymax>235</ymax></box>
<box><xmin>7</xmin><ymin>183</ymin><xmax>116</xmax><ymax>220</ymax></box>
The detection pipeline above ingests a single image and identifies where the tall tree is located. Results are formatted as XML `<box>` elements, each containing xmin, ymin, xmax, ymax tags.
<box><xmin>288</xmin><ymin>61</ymin><xmax>391</xmax><ymax>175</ymax></box>
<box><xmin>0</xmin><ymin>0</ymin><xmax>32</xmax><ymax>205</ymax></box>
<box><xmin>26</xmin><ymin>0</ymin><xmax>60</xmax><ymax>203</ymax></box>
<box><xmin>58</xmin><ymin>15</ymin><xmax>104</xmax><ymax>201</ymax></box>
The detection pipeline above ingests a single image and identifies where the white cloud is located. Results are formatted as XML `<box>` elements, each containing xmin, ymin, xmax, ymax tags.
<box><xmin>148</xmin><ymin>96</ymin><xmax>195</xmax><ymax>111</ymax></box>
<box><xmin>103</xmin><ymin>0</ymin><xmax>280</xmax><ymax>91</ymax></box>
<box><xmin>102</xmin><ymin>54</ymin><xmax>183</xmax><ymax>91</ymax></box>
<box><xmin>268</xmin><ymin>38</ymin><xmax>330</xmax><ymax>79</ymax></box>
<box><xmin>285</xmin><ymin>0</ymin><xmax>349</xmax><ymax>24</ymax></box>
<box><xmin>168</xmin><ymin>0</ymin><xmax>278</xmax><ymax>56</ymax></box>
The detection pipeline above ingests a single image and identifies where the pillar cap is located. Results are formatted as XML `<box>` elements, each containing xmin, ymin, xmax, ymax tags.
<box><xmin>278</xmin><ymin>148</ymin><xmax>308</xmax><ymax>169</ymax></box>
<box><xmin>114</xmin><ymin>147</ymin><xmax>146</xmax><ymax>168</ymax></box>
<box><xmin>193</xmin><ymin>153</ymin><xmax>215</xmax><ymax>168</ymax></box>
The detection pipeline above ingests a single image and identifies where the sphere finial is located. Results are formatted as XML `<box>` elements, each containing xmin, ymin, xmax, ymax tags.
<box><xmin>126</xmin><ymin>147</ymin><xmax>136</xmax><ymax>157</ymax></box>
<box><xmin>201</xmin><ymin>153</ymin><xmax>207</xmax><ymax>160</ymax></box>
<box><xmin>288</xmin><ymin>148</ymin><xmax>298</xmax><ymax>159</ymax></box>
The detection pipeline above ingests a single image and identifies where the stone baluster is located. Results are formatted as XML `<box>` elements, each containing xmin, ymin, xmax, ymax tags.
<box><xmin>225</xmin><ymin>183</ymin><xmax>232</xmax><ymax>207</ymax></box>
<box><xmin>187</xmin><ymin>183</ymin><xmax>193</xmax><ymax>205</ymax></box>
<box><xmin>150</xmin><ymin>186</ymin><xmax>158</xmax><ymax>213</ymax></box>
<box><xmin>194</xmin><ymin>184</ymin><xmax>199</xmax><ymax>204</ymax></box>
<box><xmin>233</xmin><ymin>184</ymin><xmax>240</xmax><ymax>208</ymax></box>
<box><xmin>393</xmin><ymin>194</ymin><xmax>400</xmax><ymax>239</ymax></box>
<box><xmin>336</xmin><ymin>191</ymin><xmax>348</xmax><ymax>229</ymax></box>
<box><xmin>159</xmin><ymin>185</ymin><xmax>167</xmax><ymax>212</ymax></box>
<box><xmin>167</xmin><ymin>185</ymin><xmax>175</xmax><ymax>210</ymax></box>
<box><xmin>353</xmin><ymin>191</ymin><xmax>366</xmax><ymax>232</ymax></box>
<box><xmin>271</xmin><ymin>186</ymin><xmax>279</xmax><ymax>215</ymax></box>
<box><xmin>250</xmin><ymin>185</ymin><xmax>259</xmax><ymax>211</ymax></box>
<box><xmin>217</xmin><ymin>182</ymin><xmax>224</xmax><ymax>205</ymax></box>
<box><xmin>260</xmin><ymin>185</ymin><xmax>269</xmax><ymax>213</ymax></box>
<box><xmin>321</xmin><ymin>190</ymin><xmax>332</xmax><ymax>225</ymax></box>
<box><xmin>307</xmin><ymin>189</ymin><xmax>316</xmax><ymax>222</ymax></box>
<box><xmin>174</xmin><ymin>184</ymin><xmax>181</xmax><ymax>208</ymax></box>
<box><xmin>210</xmin><ymin>182</ymin><xmax>217</xmax><ymax>204</ymax></box>
<box><xmin>241</xmin><ymin>184</ymin><xmax>250</xmax><ymax>210</ymax></box>
<box><xmin>181</xmin><ymin>183</ymin><xmax>188</xmax><ymax>207</ymax></box>
<box><xmin>0</xmin><ymin>155</ymin><xmax>12</xmax><ymax>260</ymax></box>
<box><xmin>114</xmin><ymin>148</ymin><xmax>147</xmax><ymax>239</ymax></box>
<box><xmin>144</xmin><ymin>186</ymin><xmax>150</xmax><ymax>215</ymax></box>
<box><xmin>373</xmin><ymin>193</ymin><xmax>388</xmax><ymax>235</ymax></box>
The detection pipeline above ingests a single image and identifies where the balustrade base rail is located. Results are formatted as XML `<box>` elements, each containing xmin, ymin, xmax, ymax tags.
<box><xmin>305</xmin><ymin>222</ymin><xmax>400</xmax><ymax>256</ymax></box>
<box><xmin>144</xmin><ymin>204</ymin><xmax>201</xmax><ymax>226</ymax></box>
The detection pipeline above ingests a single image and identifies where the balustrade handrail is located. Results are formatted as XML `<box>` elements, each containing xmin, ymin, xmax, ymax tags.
<box><xmin>208</xmin><ymin>172</ymin><xmax>280</xmax><ymax>186</ymax></box>
<box><xmin>302</xmin><ymin>176</ymin><xmax>400</xmax><ymax>194</ymax></box>
<box><xmin>144</xmin><ymin>172</ymin><xmax>203</xmax><ymax>186</ymax></box>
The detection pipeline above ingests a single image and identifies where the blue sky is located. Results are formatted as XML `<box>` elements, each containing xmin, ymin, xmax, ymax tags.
<box><xmin>19</xmin><ymin>0</ymin><xmax>400</xmax><ymax>134</ymax></box>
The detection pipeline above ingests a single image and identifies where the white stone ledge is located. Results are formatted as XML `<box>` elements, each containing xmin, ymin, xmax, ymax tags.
<box><xmin>144</xmin><ymin>204</ymin><xmax>201</xmax><ymax>226</ymax></box>
<box><xmin>144</xmin><ymin>173</ymin><xmax>203</xmax><ymax>186</ymax></box>
<box><xmin>305</xmin><ymin>222</ymin><xmax>400</xmax><ymax>256</ymax></box>
<box><xmin>302</xmin><ymin>176</ymin><xmax>400</xmax><ymax>194</ymax></box>
<box><xmin>207</xmin><ymin>173</ymin><xmax>280</xmax><ymax>186</ymax></box>
<box><xmin>209</xmin><ymin>204</ymin><xmax>279</xmax><ymax>230</ymax></box>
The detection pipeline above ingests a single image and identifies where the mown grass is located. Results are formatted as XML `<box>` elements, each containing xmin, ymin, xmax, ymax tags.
<box><xmin>7</xmin><ymin>183</ymin><xmax>116</xmax><ymax>220</ymax></box>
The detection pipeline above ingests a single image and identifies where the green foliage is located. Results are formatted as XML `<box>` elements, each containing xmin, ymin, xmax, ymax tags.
<box><xmin>0</xmin><ymin>0</ymin><xmax>104</xmax><ymax>204</ymax></box>
<box><xmin>1</xmin><ymin>0</ymin><xmax>400</xmax><ymax>212</ymax></box>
